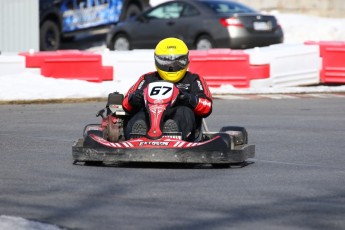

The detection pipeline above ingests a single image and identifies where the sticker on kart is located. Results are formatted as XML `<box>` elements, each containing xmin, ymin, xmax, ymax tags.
<box><xmin>89</xmin><ymin>134</ymin><xmax>220</xmax><ymax>148</ymax></box>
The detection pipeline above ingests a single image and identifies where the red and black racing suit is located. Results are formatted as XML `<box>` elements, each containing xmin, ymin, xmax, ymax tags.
<box><xmin>122</xmin><ymin>71</ymin><xmax>213</xmax><ymax>140</ymax></box>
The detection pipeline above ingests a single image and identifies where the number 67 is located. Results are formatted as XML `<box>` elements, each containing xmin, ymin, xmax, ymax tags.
<box><xmin>150</xmin><ymin>86</ymin><xmax>172</xmax><ymax>96</ymax></box>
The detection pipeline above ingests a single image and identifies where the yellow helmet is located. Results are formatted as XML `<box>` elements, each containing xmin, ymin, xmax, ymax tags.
<box><xmin>154</xmin><ymin>37</ymin><xmax>189</xmax><ymax>83</ymax></box>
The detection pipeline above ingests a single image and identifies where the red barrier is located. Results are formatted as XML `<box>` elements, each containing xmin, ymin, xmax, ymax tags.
<box><xmin>305</xmin><ymin>41</ymin><xmax>345</xmax><ymax>84</ymax></box>
<box><xmin>189</xmin><ymin>49</ymin><xmax>252</xmax><ymax>88</ymax></box>
<box><xmin>19</xmin><ymin>50</ymin><xmax>82</xmax><ymax>68</ymax></box>
<box><xmin>19</xmin><ymin>50</ymin><xmax>113</xmax><ymax>82</ymax></box>
<box><xmin>250</xmin><ymin>64</ymin><xmax>270</xmax><ymax>80</ymax></box>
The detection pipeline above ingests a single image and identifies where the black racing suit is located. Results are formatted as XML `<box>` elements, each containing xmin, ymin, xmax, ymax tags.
<box><xmin>122</xmin><ymin>71</ymin><xmax>213</xmax><ymax>140</ymax></box>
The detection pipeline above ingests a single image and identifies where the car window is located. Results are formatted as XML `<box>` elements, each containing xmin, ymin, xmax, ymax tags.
<box><xmin>146</xmin><ymin>2</ymin><xmax>184</xmax><ymax>19</ymax></box>
<box><xmin>200</xmin><ymin>1</ymin><xmax>256</xmax><ymax>14</ymax></box>
<box><xmin>181</xmin><ymin>3</ymin><xmax>200</xmax><ymax>17</ymax></box>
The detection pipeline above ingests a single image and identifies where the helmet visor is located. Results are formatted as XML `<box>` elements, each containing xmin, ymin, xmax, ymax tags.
<box><xmin>154</xmin><ymin>54</ymin><xmax>189</xmax><ymax>72</ymax></box>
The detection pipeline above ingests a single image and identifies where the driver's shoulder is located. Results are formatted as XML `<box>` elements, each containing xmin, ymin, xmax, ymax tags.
<box><xmin>185</xmin><ymin>71</ymin><xmax>202</xmax><ymax>81</ymax></box>
<box><xmin>143</xmin><ymin>71</ymin><xmax>161</xmax><ymax>81</ymax></box>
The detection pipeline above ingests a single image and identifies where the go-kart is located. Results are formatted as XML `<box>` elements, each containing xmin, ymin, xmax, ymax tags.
<box><xmin>72</xmin><ymin>81</ymin><xmax>255</xmax><ymax>167</ymax></box>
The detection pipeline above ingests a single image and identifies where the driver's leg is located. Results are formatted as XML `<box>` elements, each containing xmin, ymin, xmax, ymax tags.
<box><xmin>170</xmin><ymin>106</ymin><xmax>196</xmax><ymax>141</ymax></box>
<box><xmin>124</xmin><ymin>109</ymin><xmax>148</xmax><ymax>139</ymax></box>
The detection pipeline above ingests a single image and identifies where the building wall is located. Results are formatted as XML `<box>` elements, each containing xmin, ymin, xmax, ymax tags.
<box><xmin>238</xmin><ymin>0</ymin><xmax>345</xmax><ymax>18</ymax></box>
<box><xmin>0</xmin><ymin>0</ymin><xmax>39</xmax><ymax>52</ymax></box>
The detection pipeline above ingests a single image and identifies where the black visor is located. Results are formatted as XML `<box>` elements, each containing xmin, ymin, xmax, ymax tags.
<box><xmin>154</xmin><ymin>54</ymin><xmax>189</xmax><ymax>72</ymax></box>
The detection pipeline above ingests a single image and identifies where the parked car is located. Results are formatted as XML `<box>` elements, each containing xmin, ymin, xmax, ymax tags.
<box><xmin>39</xmin><ymin>0</ymin><xmax>150</xmax><ymax>51</ymax></box>
<box><xmin>106</xmin><ymin>0</ymin><xmax>284</xmax><ymax>50</ymax></box>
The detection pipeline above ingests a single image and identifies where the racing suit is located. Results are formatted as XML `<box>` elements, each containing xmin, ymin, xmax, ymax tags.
<box><xmin>122</xmin><ymin>71</ymin><xmax>213</xmax><ymax>140</ymax></box>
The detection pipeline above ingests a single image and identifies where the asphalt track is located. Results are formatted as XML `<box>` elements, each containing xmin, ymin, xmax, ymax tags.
<box><xmin>0</xmin><ymin>97</ymin><xmax>344</xmax><ymax>230</ymax></box>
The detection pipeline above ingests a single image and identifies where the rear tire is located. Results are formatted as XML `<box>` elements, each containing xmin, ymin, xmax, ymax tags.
<box><xmin>107</xmin><ymin>92</ymin><xmax>124</xmax><ymax>105</ymax></box>
<box><xmin>195</xmin><ymin>35</ymin><xmax>214</xmax><ymax>50</ymax></box>
<box><xmin>40</xmin><ymin>20</ymin><xmax>60</xmax><ymax>51</ymax></box>
<box><xmin>82</xmin><ymin>124</ymin><xmax>102</xmax><ymax>138</ymax></box>
<box><xmin>61</xmin><ymin>35</ymin><xmax>75</xmax><ymax>42</ymax></box>
<box><xmin>125</xmin><ymin>4</ymin><xmax>141</xmax><ymax>19</ymax></box>
<box><xmin>105</xmin><ymin>92</ymin><xmax>125</xmax><ymax>142</ymax></box>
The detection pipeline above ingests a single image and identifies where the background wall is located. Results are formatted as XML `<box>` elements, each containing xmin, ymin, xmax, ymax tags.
<box><xmin>0</xmin><ymin>0</ymin><xmax>39</xmax><ymax>53</ymax></box>
<box><xmin>238</xmin><ymin>0</ymin><xmax>344</xmax><ymax>18</ymax></box>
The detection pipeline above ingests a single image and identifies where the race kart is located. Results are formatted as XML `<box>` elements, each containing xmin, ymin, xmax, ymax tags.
<box><xmin>72</xmin><ymin>81</ymin><xmax>255</xmax><ymax>167</ymax></box>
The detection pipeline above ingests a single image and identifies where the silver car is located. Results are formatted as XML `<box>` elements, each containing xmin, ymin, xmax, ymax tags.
<box><xmin>106</xmin><ymin>0</ymin><xmax>284</xmax><ymax>50</ymax></box>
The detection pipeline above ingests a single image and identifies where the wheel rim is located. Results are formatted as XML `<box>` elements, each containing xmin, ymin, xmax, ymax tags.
<box><xmin>114</xmin><ymin>37</ymin><xmax>130</xmax><ymax>50</ymax></box>
<box><xmin>46</xmin><ymin>29</ymin><xmax>57</xmax><ymax>49</ymax></box>
<box><xmin>196</xmin><ymin>39</ymin><xmax>212</xmax><ymax>50</ymax></box>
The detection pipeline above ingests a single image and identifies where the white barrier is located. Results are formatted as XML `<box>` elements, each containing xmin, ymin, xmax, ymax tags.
<box><xmin>0</xmin><ymin>44</ymin><xmax>335</xmax><ymax>92</ymax></box>
<box><xmin>98</xmin><ymin>49</ymin><xmax>156</xmax><ymax>86</ymax></box>
<box><xmin>245</xmin><ymin>43</ymin><xmax>322</xmax><ymax>88</ymax></box>
<box><xmin>0</xmin><ymin>53</ymin><xmax>26</xmax><ymax>77</ymax></box>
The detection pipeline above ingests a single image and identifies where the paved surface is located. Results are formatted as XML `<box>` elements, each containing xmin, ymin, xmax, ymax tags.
<box><xmin>215</xmin><ymin>93</ymin><xmax>345</xmax><ymax>100</ymax></box>
<box><xmin>0</xmin><ymin>97</ymin><xmax>344</xmax><ymax>230</ymax></box>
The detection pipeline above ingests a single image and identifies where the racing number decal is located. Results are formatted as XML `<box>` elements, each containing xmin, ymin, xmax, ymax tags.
<box><xmin>150</xmin><ymin>86</ymin><xmax>172</xmax><ymax>96</ymax></box>
<box><xmin>147</xmin><ymin>82</ymin><xmax>174</xmax><ymax>100</ymax></box>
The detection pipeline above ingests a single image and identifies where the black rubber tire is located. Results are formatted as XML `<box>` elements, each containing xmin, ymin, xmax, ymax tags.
<box><xmin>61</xmin><ymin>35</ymin><xmax>75</xmax><ymax>42</ymax></box>
<box><xmin>83</xmin><ymin>128</ymin><xmax>104</xmax><ymax>147</ymax></box>
<box><xmin>111</xmin><ymin>34</ymin><xmax>131</xmax><ymax>50</ymax></box>
<box><xmin>125</xmin><ymin>4</ymin><xmax>141</xmax><ymax>19</ymax></box>
<box><xmin>219</xmin><ymin>126</ymin><xmax>248</xmax><ymax>144</ymax></box>
<box><xmin>82</xmin><ymin>124</ymin><xmax>102</xmax><ymax>138</ymax></box>
<box><xmin>195</xmin><ymin>35</ymin><xmax>214</xmax><ymax>50</ymax></box>
<box><xmin>40</xmin><ymin>20</ymin><xmax>60</xmax><ymax>51</ymax></box>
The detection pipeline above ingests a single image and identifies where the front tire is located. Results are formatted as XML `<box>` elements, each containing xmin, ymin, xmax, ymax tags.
<box><xmin>219</xmin><ymin>126</ymin><xmax>248</xmax><ymax>145</ymax></box>
<box><xmin>40</xmin><ymin>20</ymin><xmax>60</xmax><ymax>51</ymax></box>
<box><xmin>111</xmin><ymin>34</ymin><xmax>131</xmax><ymax>50</ymax></box>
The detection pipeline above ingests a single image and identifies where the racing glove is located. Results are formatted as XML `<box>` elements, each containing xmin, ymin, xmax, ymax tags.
<box><xmin>128</xmin><ymin>89</ymin><xmax>144</xmax><ymax>107</ymax></box>
<box><xmin>178</xmin><ymin>90</ymin><xmax>198</xmax><ymax>109</ymax></box>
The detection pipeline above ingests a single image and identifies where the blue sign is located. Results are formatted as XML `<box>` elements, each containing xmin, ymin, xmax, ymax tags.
<box><xmin>60</xmin><ymin>0</ymin><xmax>123</xmax><ymax>32</ymax></box>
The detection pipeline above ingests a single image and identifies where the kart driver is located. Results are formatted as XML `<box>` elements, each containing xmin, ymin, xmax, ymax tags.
<box><xmin>122</xmin><ymin>37</ymin><xmax>213</xmax><ymax>141</ymax></box>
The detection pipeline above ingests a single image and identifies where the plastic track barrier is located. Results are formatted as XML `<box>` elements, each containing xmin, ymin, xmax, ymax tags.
<box><xmin>189</xmin><ymin>49</ymin><xmax>253</xmax><ymax>88</ymax></box>
<box><xmin>305</xmin><ymin>41</ymin><xmax>345</xmax><ymax>84</ymax></box>
<box><xmin>0</xmin><ymin>53</ymin><xmax>26</xmax><ymax>77</ymax></box>
<box><xmin>19</xmin><ymin>50</ymin><xmax>113</xmax><ymax>82</ymax></box>
<box><xmin>10</xmin><ymin>41</ymin><xmax>345</xmax><ymax>88</ymax></box>
<box><xmin>99</xmin><ymin>50</ymin><xmax>156</xmax><ymax>86</ymax></box>
<box><xmin>245</xmin><ymin>43</ymin><xmax>321</xmax><ymax>88</ymax></box>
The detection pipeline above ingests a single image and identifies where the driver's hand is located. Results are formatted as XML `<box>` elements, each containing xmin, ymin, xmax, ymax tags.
<box><xmin>178</xmin><ymin>90</ymin><xmax>198</xmax><ymax>109</ymax></box>
<box><xmin>129</xmin><ymin>89</ymin><xmax>144</xmax><ymax>107</ymax></box>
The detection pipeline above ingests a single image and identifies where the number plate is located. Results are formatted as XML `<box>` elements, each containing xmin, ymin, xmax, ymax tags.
<box><xmin>148</xmin><ymin>82</ymin><xmax>174</xmax><ymax>100</ymax></box>
<box><xmin>253</xmin><ymin>21</ymin><xmax>270</xmax><ymax>31</ymax></box>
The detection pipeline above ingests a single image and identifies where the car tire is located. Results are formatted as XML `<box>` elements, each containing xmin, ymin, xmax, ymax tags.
<box><xmin>40</xmin><ymin>20</ymin><xmax>60</xmax><ymax>51</ymax></box>
<box><xmin>111</xmin><ymin>34</ymin><xmax>131</xmax><ymax>50</ymax></box>
<box><xmin>195</xmin><ymin>35</ymin><xmax>214</xmax><ymax>50</ymax></box>
<box><xmin>61</xmin><ymin>35</ymin><xmax>75</xmax><ymax>43</ymax></box>
<box><xmin>125</xmin><ymin>4</ymin><xmax>141</xmax><ymax>19</ymax></box>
